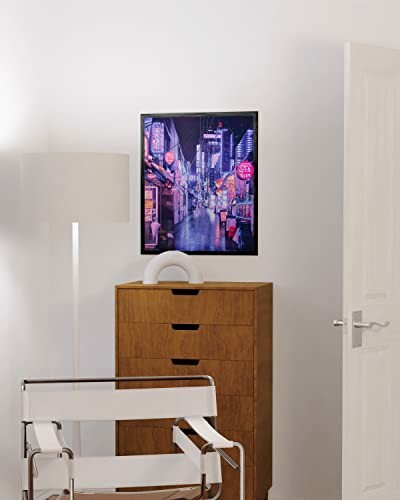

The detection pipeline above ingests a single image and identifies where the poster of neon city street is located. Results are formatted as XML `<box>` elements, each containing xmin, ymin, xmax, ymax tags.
<box><xmin>141</xmin><ymin>112</ymin><xmax>258</xmax><ymax>254</ymax></box>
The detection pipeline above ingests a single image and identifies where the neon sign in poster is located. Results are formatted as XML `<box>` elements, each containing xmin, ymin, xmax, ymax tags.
<box><xmin>150</xmin><ymin>122</ymin><xmax>165</xmax><ymax>154</ymax></box>
<box><xmin>141</xmin><ymin>112</ymin><xmax>258</xmax><ymax>255</ymax></box>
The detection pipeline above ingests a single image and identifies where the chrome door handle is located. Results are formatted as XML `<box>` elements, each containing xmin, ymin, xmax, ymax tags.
<box><xmin>333</xmin><ymin>319</ymin><xmax>389</xmax><ymax>328</ymax></box>
<box><xmin>333</xmin><ymin>312</ymin><xmax>390</xmax><ymax>348</ymax></box>
<box><xmin>353</xmin><ymin>320</ymin><xmax>390</xmax><ymax>329</ymax></box>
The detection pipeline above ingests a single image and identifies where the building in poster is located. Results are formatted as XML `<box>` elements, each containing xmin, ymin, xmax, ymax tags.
<box><xmin>235</xmin><ymin>128</ymin><xmax>254</xmax><ymax>166</ymax></box>
<box><xmin>142</xmin><ymin>112</ymin><xmax>257</xmax><ymax>254</ymax></box>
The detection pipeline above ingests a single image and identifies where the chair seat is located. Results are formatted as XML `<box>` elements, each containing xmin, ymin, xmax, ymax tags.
<box><xmin>23</xmin><ymin>454</ymin><xmax>222</xmax><ymax>491</ymax></box>
<box><xmin>47</xmin><ymin>486</ymin><xmax>201</xmax><ymax>500</ymax></box>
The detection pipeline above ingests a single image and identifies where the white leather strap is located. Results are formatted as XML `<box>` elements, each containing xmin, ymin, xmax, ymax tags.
<box><xmin>21</xmin><ymin>453</ymin><xmax>222</xmax><ymax>490</ymax></box>
<box><xmin>185</xmin><ymin>417</ymin><xmax>233</xmax><ymax>448</ymax></box>
<box><xmin>33</xmin><ymin>422</ymin><xmax>63</xmax><ymax>453</ymax></box>
<box><xmin>23</xmin><ymin>386</ymin><xmax>217</xmax><ymax>421</ymax></box>
<box><xmin>173</xmin><ymin>426</ymin><xmax>202</xmax><ymax>470</ymax></box>
<box><xmin>46</xmin><ymin>487</ymin><xmax>201</xmax><ymax>499</ymax></box>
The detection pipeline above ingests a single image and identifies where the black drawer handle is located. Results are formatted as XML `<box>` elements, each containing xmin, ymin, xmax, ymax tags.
<box><xmin>171</xmin><ymin>358</ymin><xmax>200</xmax><ymax>366</ymax></box>
<box><xmin>171</xmin><ymin>289</ymin><xmax>200</xmax><ymax>296</ymax></box>
<box><xmin>171</xmin><ymin>324</ymin><xmax>200</xmax><ymax>331</ymax></box>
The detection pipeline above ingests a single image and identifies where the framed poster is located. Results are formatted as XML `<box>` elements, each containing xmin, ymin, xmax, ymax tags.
<box><xmin>141</xmin><ymin>111</ymin><xmax>258</xmax><ymax>255</ymax></box>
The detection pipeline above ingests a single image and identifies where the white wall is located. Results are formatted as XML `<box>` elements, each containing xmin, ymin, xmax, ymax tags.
<box><xmin>0</xmin><ymin>3</ymin><xmax>73</xmax><ymax>497</ymax></box>
<box><xmin>44</xmin><ymin>4</ymin><xmax>346</xmax><ymax>500</ymax></box>
<box><xmin>4</xmin><ymin>1</ymin><xmax>400</xmax><ymax>499</ymax></box>
<box><xmin>45</xmin><ymin>2</ymin><xmax>346</xmax><ymax>499</ymax></box>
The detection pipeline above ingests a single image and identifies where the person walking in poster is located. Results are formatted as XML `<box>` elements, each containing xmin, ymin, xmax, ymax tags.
<box><xmin>150</xmin><ymin>217</ymin><xmax>161</xmax><ymax>246</ymax></box>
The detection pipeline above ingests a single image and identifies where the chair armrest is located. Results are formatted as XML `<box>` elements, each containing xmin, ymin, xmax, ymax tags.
<box><xmin>32</xmin><ymin>422</ymin><xmax>64</xmax><ymax>453</ymax></box>
<box><xmin>185</xmin><ymin>417</ymin><xmax>234</xmax><ymax>449</ymax></box>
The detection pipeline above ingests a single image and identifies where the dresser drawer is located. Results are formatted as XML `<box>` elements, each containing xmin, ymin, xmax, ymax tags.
<box><xmin>117</xmin><ymin>289</ymin><xmax>253</xmax><ymax>325</ymax></box>
<box><xmin>218</xmin><ymin>395</ymin><xmax>254</xmax><ymax>432</ymax></box>
<box><xmin>118</xmin><ymin>358</ymin><xmax>253</xmax><ymax>397</ymax></box>
<box><xmin>118</xmin><ymin>395</ymin><xmax>254</xmax><ymax>433</ymax></box>
<box><xmin>118</xmin><ymin>323</ymin><xmax>253</xmax><ymax>361</ymax></box>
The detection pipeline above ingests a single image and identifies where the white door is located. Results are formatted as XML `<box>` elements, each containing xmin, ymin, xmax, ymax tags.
<box><xmin>342</xmin><ymin>42</ymin><xmax>400</xmax><ymax>500</ymax></box>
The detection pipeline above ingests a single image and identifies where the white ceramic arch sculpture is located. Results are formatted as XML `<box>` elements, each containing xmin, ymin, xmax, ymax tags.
<box><xmin>143</xmin><ymin>251</ymin><xmax>204</xmax><ymax>285</ymax></box>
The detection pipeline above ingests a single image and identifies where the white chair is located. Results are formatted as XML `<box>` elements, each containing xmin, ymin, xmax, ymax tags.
<box><xmin>21</xmin><ymin>376</ymin><xmax>245</xmax><ymax>500</ymax></box>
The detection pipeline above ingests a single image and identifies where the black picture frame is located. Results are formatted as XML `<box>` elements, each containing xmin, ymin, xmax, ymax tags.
<box><xmin>140</xmin><ymin>111</ymin><xmax>258</xmax><ymax>255</ymax></box>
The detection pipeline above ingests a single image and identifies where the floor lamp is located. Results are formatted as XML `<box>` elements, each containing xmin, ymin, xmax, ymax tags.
<box><xmin>21</xmin><ymin>152</ymin><xmax>130</xmax><ymax>454</ymax></box>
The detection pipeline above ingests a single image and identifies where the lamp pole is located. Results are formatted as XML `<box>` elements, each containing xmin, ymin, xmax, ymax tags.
<box><xmin>72</xmin><ymin>221</ymin><xmax>81</xmax><ymax>455</ymax></box>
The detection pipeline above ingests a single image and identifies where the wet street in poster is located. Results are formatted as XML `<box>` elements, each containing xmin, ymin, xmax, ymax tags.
<box><xmin>175</xmin><ymin>207</ymin><xmax>228</xmax><ymax>252</ymax></box>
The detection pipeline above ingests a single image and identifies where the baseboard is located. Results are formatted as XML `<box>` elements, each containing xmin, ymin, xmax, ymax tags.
<box><xmin>268</xmin><ymin>486</ymin><xmax>340</xmax><ymax>500</ymax></box>
<box><xmin>268</xmin><ymin>486</ymin><xmax>304</xmax><ymax>500</ymax></box>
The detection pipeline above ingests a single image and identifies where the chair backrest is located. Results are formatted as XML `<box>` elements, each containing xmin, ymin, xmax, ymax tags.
<box><xmin>22</xmin><ymin>384</ymin><xmax>217</xmax><ymax>422</ymax></box>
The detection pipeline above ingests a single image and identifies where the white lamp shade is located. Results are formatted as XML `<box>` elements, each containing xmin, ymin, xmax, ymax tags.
<box><xmin>21</xmin><ymin>153</ymin><xmax>130</xmax><ymax>223</ymax></box>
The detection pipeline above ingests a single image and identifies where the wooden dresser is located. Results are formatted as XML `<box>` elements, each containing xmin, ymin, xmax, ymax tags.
<box><xmin>115</xmin><ymin>281</ymin><xmax>273</xmax><ymax>500</ymax></box>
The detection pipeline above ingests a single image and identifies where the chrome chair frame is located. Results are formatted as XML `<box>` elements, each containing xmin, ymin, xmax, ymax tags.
<box><xmin>22</xmin><ymin>375</ymin><xmax>244</xmax><ymax>500</ymax></box>
<box><xmin>173</xmin><ymin>418</ymin><xmax>245</xmax><ymax>500</ymax></box>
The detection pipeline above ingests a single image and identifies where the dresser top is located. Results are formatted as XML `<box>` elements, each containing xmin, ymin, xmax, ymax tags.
<box><xmin>116</xmin><ymin>281</ymin><xmax>272</xmax><ymax>290</ymax></box>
